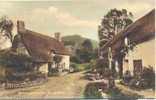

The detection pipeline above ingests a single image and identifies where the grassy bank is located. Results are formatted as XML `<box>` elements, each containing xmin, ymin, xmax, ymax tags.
<box><xmin>84</xmin><ymin>82</ymin><xmax>143</xmax><ymax>99</ymax></box>
<box><xmin>70</xmin><ymin>63</ymin><xmax>93</xmax><ymax>72</ymax></box>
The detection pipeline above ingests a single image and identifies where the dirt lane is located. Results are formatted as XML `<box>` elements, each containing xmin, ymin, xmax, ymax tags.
<box><xmin>0</xmin><ymin>71</ymin><xmax>90</xmax><ymax>99</ymax></box>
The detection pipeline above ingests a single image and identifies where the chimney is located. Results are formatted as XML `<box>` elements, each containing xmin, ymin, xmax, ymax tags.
<box><xmin>17</xmin><ymin>20</ymin><xmax>25</xmax><ymax>34</ymax></box>
<box><xmin>54</xmin><ymin>32</ymin><xmax>61</xmax><ymax>41</ymax></box>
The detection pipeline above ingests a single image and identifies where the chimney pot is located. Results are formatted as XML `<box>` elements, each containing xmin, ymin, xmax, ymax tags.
<box><xmin>54</xmin><ymin>32</ymin><xmax>61</xmax><ymax>41</ymax></box>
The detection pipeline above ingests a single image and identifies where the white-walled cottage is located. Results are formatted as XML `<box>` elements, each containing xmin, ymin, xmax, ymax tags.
<box><xmin>101</xmin><ymin>9</ymin><xmax>155</xmax><ymax>77</ymax></box>
<box><xmin>12</xmin><ymin>21</ymin><xmax>71</xmax><ymax>75</ymax></box>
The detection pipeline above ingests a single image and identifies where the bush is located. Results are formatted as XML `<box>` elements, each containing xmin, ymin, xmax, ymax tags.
<box><xmin>84</xmin><ymin>83</ymin><xmax>102</xmax><ymax>98</ymax></box>
<box><xmin>0</xmin><ymin>50</ymin><xmax>35</xmax><ymax>72</ymax></box>
<box><xmin>70</xmin><ymin>56</ymin><xmax>81</xmax><ymax>64</ymax></box>
<box><xmin>0</xmin><ymin>66</ymin><xmax>6</xmax><ymax>82</ymax></box>
<box><xmin>90</xmin><ymin>59</ymin><xmax>96</xmax><ymax>68</ymax></box>
<box><xmin>129</xmin><ymin>66</ymin><xmax>155</xmax><ymax>90</ymax></box>
<box><xmin>103</xmin><ymin>87</ymin><xmax>143</xmax><ymax>98</ymax></box>
<box><xmin>0</xmin><ymin>50</ymin><xmax>38</xmax><ymax>82</ymax></box>
<box><xmin>103</xmin><ymin>68</ymin><xmax>112</xmax><ymax>77</ymax></box>
<box><xmin>96</xmin><ymin>58</ymin><xmax>109</xmax><ymax>69</ymax></box>
<box><xmin>84</xmin><ymin>82</ymin><xmax>143</xmax><ymax>99</ymax></box>
<box><xmin>141</xmin><ymin>66</ymin><xmax>155</xmax><ymax>89</ymax></box>
<box><xmin>51</xmin><ymin>68</ymin><xmax>59</xmax><ymax>73</ymax></box>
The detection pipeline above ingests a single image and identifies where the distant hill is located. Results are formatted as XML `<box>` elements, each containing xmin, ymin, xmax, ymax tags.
<box><xmin>62</xmin><ymin>35</ymin><xmax>99</xmax><ymax>55</ymax></box>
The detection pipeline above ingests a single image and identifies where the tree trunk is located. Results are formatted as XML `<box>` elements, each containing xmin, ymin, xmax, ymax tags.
<box><xmin>111</xmin><ymin>60</ymin><xmax>116</xmax><ymax>77</ymax></box>
<box><xmin>118</xmin><ymin>57</ymin><xmax>123</xmax><ymax>78</ymax></box>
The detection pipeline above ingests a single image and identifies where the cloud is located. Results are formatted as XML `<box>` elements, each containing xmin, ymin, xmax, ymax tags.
<box><xmin>11</xmin><ymin>6</ymin><xmax>98</xmax><ymax>28</ymax></box>
<box><xmin>0</xmin><ymin>2</ymin><xmax>14</xmax><ymax>16</ymax></box>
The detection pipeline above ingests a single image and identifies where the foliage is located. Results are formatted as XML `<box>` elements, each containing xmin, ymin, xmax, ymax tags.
<box><xmin>63</xmin><ymin>40</ymin><xmax>75</xmax><ymax>46</ymax></box>
<box><xmin>103</xmin><ymin>87</ymin><xmax>143</xmax><ymax>99</ymax></box>
<box><xmin>141</xmin><ymin>66</ymin><xmax>155</xmax><ymax>88</ymax></box>
<box><xmin>84</xmin><ymin>83</ymin><xmax>102</xmax><ymax>98</ymax></box>
<box><xmin>53</xmin><ymin>55</ymin><xmax>62</xmax><ymax>68</ymax></box>
<box><xmin>103</xmin><ymin>68</ymin><xmax>112</xmax><ymax>77</ymax></box>
<box><xmin>0</xmin><ymin>50</ymin><xmax>34</xmax><ymax>71</ymax></box>
<box><xmin>129</xmin><ymin>66</ymin><xmax>155</xmax><ymax>90</ymax></box>
<box><xmin>90</xmin><ymin>59</ymin><xmax>96</xmax><ymax>67</ymax></box>
<box><xmin>92</xmin><ymin>48</ymin><xmax>99</xmax><ymax>59</ymax></box>
<box><xmin>0</xmin><ymin>67</ymin><xmax>6</xmax><ymax>82</ymax></box>
<box><xmin>70</xmin><ymin>63</ymin><xmax>92</xmax><ymax>72</ymax></box>
<box><xmin>0</xmin><ymin>16</ymin><xmax>14</xmax><ymax>44</ymax></box>
<box><xmin>7</xmin><ymin>71</ymin><xmax>42</xmax><ymax>82</ymax></box>
<box><xmin>53</xmin><ymin>55</ymin><xmax>62</xmax><ymax>64</ymax></box>
<box><xmin>98</xmin><ymin>8</ymin><xmax>133</xmax><ymax>47</ymax></box>
<box><xmin>95</xmin><ymin>58</ymin><xmax>109</xmax><ymax>69</ymax></box>
<box><xmin>81</xmin><ymin>39</ymin><xmax>93</xmax><ymax>52</ymax></box>
<box><xmin>70</xmin><ymin>56</ymin><xmax>81</xmax><ymax>64</ymax></box>
<box><xmin>76</xmin><ymin>49</ymin><xmax>93</xmax><ymax>63</ymax></box>
<box><xmin>0</xmin><ymin>50</ymin><xmax>37</xmax><ymax>82</ymax></box>
<box><xmin>75</xmin><ymin>39</ymin><xmax>94</xmax><ymax>63</ymax></box>
<box><xmin>84</xmin><ymin>82</ymin><xmax>143</xmax><ymax>99</ymax></box>
<box><xmin>51</xmin><ymin>68</ymin><xmax>59</xmax><ymax>73</ymax></box>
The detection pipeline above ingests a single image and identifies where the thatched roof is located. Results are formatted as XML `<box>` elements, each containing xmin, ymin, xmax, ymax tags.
<box><xmin>16</xmin><ymin>21</ymin><xmax>71</xmax><ymax>63</ymax></box>
<box><xmin>101</xmin><ymin>9</ymin><xmax>155</xmax><ymax>51</ymax></box>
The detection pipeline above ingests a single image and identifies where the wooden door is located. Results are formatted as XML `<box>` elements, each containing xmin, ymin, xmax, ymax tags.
<box><xmin>133</xmin><ymin>60</ymin><xmax>142</xmax><ymax>76</ymax></box>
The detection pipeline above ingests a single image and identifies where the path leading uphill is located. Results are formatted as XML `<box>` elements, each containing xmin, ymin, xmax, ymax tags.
<box><xmin>0</xmin><ymin>71</ymin><xmax>90</xmax><ymax>99</ymax></box>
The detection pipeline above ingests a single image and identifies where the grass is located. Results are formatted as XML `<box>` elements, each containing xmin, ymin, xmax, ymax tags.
<box><xmin>103</xmin><ymin>87</ymin><xmax>144</xmax><ymax>99</ymax></box>
<box><xmin>70</xmin><ymin>63</ymin><xmax>92</xmax><ymax>72</ymax></box>
<box><xmin>84</xmin><ymin>82</ymin><xmax>144</xmax><ymax>99</ymax></box>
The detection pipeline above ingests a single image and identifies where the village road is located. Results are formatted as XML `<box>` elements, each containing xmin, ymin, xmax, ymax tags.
<box><xmin>0</xmin><ymin>71</ymin><xmax>90</xmax><ymax>99</ymax></box>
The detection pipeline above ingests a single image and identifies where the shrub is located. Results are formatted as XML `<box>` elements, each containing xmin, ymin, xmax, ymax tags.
<box><xmin>103</xmin><ymin>87</ymin><xmax>143</xmax><ymax>98</ymax></box>
<box><xmin>103</xmin><ymin>68</ymin><xmax>112</xmax><ymax>77</ymax></box>
<box><xmin>96</xmin><ymin>58</ymin><xmax>109</xmax><ymax>69</ymax></box>
<box><xmin>90</xmin><ymin>59</ymin><xmax>96</xmax><ymax>68</ymax></box>
<box><xmin>141</xmin><ymin>66</ymin><xmax>155</xmax><ymax>89</ymax></box>
<box><xmin>70</xmin><ymin>56</ymin><xmax>81</xmax><ymax>64</ymax></box>
<box><xmin>0</xmin><ymin>50</ymin><xmax>38</xmax><ymax>82</ymax></box>
<box><xmin>0</xmin><ymin>50</ymin><xmax>34</xmax><ymax>72</ymax></box>
<box><xmin>0</xmin><ymin>66</ymin><xmax>6</xmax><ymax>82</ymax></box>
<box><xmin>51</xmin><ymin>68</ymin><xmax>59</xmax><ymax>73</ymax></box>
<box><xmin>84</xmin><ymin>83</ymin><xmax>102</xmax><ymax>98</ymax></box>
<box><xmin>129</xmin><ymin>66</ymin><xmax>155</xmax><ymax>90</ymax></box>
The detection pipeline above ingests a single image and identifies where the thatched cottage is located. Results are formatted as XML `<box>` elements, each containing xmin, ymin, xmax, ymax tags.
<box><xmin>12</xmin><ymin>21</ymin><xmax>71</xmax><ymax>75</ymax></box>
<box><xmin>100</xmin><ymin>9</ymin><xmax>155</xmax><ymax>77</ymax></box>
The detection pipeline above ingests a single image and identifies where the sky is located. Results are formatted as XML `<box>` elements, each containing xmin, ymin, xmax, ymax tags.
<box><xmin>0</xmin><ymin>0</ymin><xmax>154</xmax><ymax>46</ymax></box>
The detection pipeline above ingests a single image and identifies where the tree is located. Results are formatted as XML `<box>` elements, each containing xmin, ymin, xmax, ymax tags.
<box><xmin>81</xmin><ymin>39</ymin><xmax>93</xmax><ymax>52</ymax></box>
<box><xmin>98</xmin><ymin>8</ymin><xmax>133</xmax><ymax>46</ymax></box>
<box><xmin>76</xmin><ymin>39</ymin><xmax>94</xmax><ymax>63</ymax></box>
<box><xmin>53</xmin><ymin>55</ymin><xmax>62</xmax><ymax>68</ymax></box>
<box><xmin>98</xmin><ymin>9</ymin><xmax>134</xmax><ymax>78</ymax></box>
<box><xmin>0</xmin><ymin>16</ymin><xmax>14</xmax><ymax>44</ymax></box>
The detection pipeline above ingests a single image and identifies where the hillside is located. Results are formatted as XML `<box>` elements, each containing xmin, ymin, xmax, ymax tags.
<box><xmin>62</xmin><ymin>35</ymin><xmax>99</xmax><ymax>55</ymax></box>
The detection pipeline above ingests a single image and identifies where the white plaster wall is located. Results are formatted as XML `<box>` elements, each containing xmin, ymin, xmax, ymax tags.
<box><xmin>60</xmin><ymin>55</ymin><xmax>70</xmax><ymax>70</ymax></box>
<box><xmin>123</xmin><ymin>39</ymin><xmax>155</xmax><ymax>75</ymax></box>
<box><xmin>39</xmin><ymin>64</ymin><xmax>48</xmax><ymax>74</ymax></box>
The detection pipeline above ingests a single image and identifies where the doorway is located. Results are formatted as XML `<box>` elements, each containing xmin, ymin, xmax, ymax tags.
<box><xmin>133</xmin><ymin>60</ymin><xmax>142</xmax><ymax>76</ymax></box>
